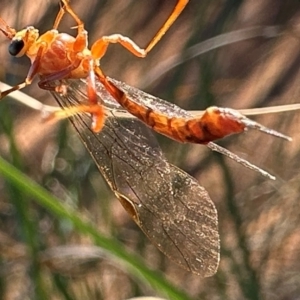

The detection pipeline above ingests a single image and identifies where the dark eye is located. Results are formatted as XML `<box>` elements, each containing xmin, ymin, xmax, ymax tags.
<box><xmin>8</xmin><ymin>39</ymin><xmax>25</xmax><ymax>56</ymax></box>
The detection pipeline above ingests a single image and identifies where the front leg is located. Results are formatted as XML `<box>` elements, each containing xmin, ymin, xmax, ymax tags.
<box><xmin>0</xmin><ymin>44</ymin><xmax>45</xmax><ymax>99</ymax></box>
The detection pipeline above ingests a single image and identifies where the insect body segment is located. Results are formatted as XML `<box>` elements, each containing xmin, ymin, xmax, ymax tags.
<box><xmin>98</xmin><ymin>75</ymin><xmax>291</xmax><ymax>144</ymax></box>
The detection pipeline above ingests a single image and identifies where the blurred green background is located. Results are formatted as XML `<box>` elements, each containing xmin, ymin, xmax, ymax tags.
<box><xmin>0</xmin><ymin>0</ymin><xmax>300</xmax><ymax>299</ymax></box>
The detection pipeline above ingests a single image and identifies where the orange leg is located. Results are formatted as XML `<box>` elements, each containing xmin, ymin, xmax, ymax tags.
<box><xmin>45</xmin><ymin>102</ymin><xmax>105</xmax><ymax>132</ymax></box>
<box><xmin>53</xmin><ymin>0</ymin><xmax>84</xmax><ymax>32</ymax></box>
<box><xmin>51</xmin><ymin>1</ymin><xmax>102</xmax><ymax>129</ymax></box>
<box><xmin>0</xmin><ymin>18</ymin><xmax>16</xmax><ymax>39</ymax></box>
<box><xmin>52</xmin><ymin>1</ymin><xmax>67</xmax><ymax>30</ymax></box>
<box><xmin>54</xmin><ymin>0</ymin><xmax>85</xmax><ymax>32</ymax></box>
<box><xmin>87</xmin><ymin>0</ymin><xmax>189</xmax><ymax>131</ymax></box>
<box><xmin>38</xmin><ymin>56</ymin><xmax>105</xmax><ymax>132</ymax></box>
<box><xmin>50</xmin><ymin>0</ymin><xmax>189</xmax><ymax>132</ymax></box>
<box><xmin>145</xmin><ymin>0</ymin><xmax>189</xmax><ymax>53</ymax></box>
<box><xmin>0</xmin><ymin>44</ymin><xmax>46</xmax><ymax>99</ymax></box>
<box><xmin>54</xmin><ymin>0</ymin><xmax>87</xmax><ymax>52</ymax></box>
<box><xmin>91</xmin><ymin>0</ymin><xmax>189</xmax><ymax>60</ymax></box>
<box><xmin>58</xmin><ymin>0</ymin><xmax>189</xmax><ymax>60</ymax></box>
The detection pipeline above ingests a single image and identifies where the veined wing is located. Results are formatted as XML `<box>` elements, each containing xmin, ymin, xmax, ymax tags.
<box><xmin>50</xmin><ymin>79</ymin><xmax>220</xmax><ymax>277</ymax></box>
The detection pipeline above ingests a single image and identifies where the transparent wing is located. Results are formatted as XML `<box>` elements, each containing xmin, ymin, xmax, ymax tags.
<box><xmin>107</xmin><ymin>77</ymin><xmax>192</xmax><ymax>118</ymax></box>
<box><xmin>50</xmin><ymin>79</ymin><xmax>220</xmax><ymax>277</ymax></box>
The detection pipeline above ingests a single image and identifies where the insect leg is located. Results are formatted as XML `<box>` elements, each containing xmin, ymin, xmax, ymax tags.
<box><xmin>91</xmin><ymin>34</ymin><xmax>147</xmax><ymax>59</ymax></box>
<box><xmin>0</xmin><ymin>44</ymin><xmax>46</xmax><ymax>99</ymax></box>
<box><xmin>0</xmin><ymin>18</ymin><xmax>16</xmax><ymax>39</ymax></box>
<box><xmin>38</xmin><ymin>58</ymin><xmax>105</xmax><ymax>132</ymax></box>
<box><xmin>53</xmin><ymin>0</ymin><xmax>89</xmax><ymax>53</ymax></box>
<box><xmin>53</xmin><ymin>1</ymin><xmax>67</xmax><ymax>30</ymax></box>
<box><xmin>145</xmin><ymin>0</ymin><xmax>189</xmax><ymax>53</ymax></box>
<box><xmin>53</xmin><ymin>0</ymin><xmax>85</xmax><ymax>31</ymax></box>
<box><xmin>84</xmin><ymin>59</ymin><xmax>106</xmax><ymax>132</ymax></box>
<box><xmin>91</xmin><ymin>0</ymin><xmax>189</xmax><ymax>60</ymax></box>
<box><xmin>43</xmin><ymin>102</ymin><xmax>105</xmax><ymax>129</ymax></box>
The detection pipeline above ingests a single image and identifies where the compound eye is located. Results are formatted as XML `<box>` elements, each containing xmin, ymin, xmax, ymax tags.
<box><xmin>9</xmin><ymin>39</ymin><xmax>25</xmax><ymax>56</ymax></box>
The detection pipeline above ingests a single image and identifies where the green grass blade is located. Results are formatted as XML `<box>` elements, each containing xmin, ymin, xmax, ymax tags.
<box><xmin>0</xmin><ymin>155</ymin><xmax>191</xmax><ymax>300</ymax></box>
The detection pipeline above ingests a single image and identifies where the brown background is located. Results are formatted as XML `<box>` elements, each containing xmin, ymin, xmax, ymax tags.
<box><xmin>0</xmin><ymin>0</ymin><xmax>300</xmax><ymax>299</ymax></box>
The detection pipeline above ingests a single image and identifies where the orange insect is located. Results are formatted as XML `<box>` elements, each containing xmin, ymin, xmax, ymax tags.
<box><xmin>0</xmin><ymin>0</ymin><xmax>288</xmax><ymax>146</ymax></box>
<box><xmin>0</xmin><ymin>0</ymin><xmax>291</xmax><ymax>277</ymax></box>
<box><xmin>0</xmin><ymin>0</ymin><xmax>188</xmax><ymax>132</ymax></box>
